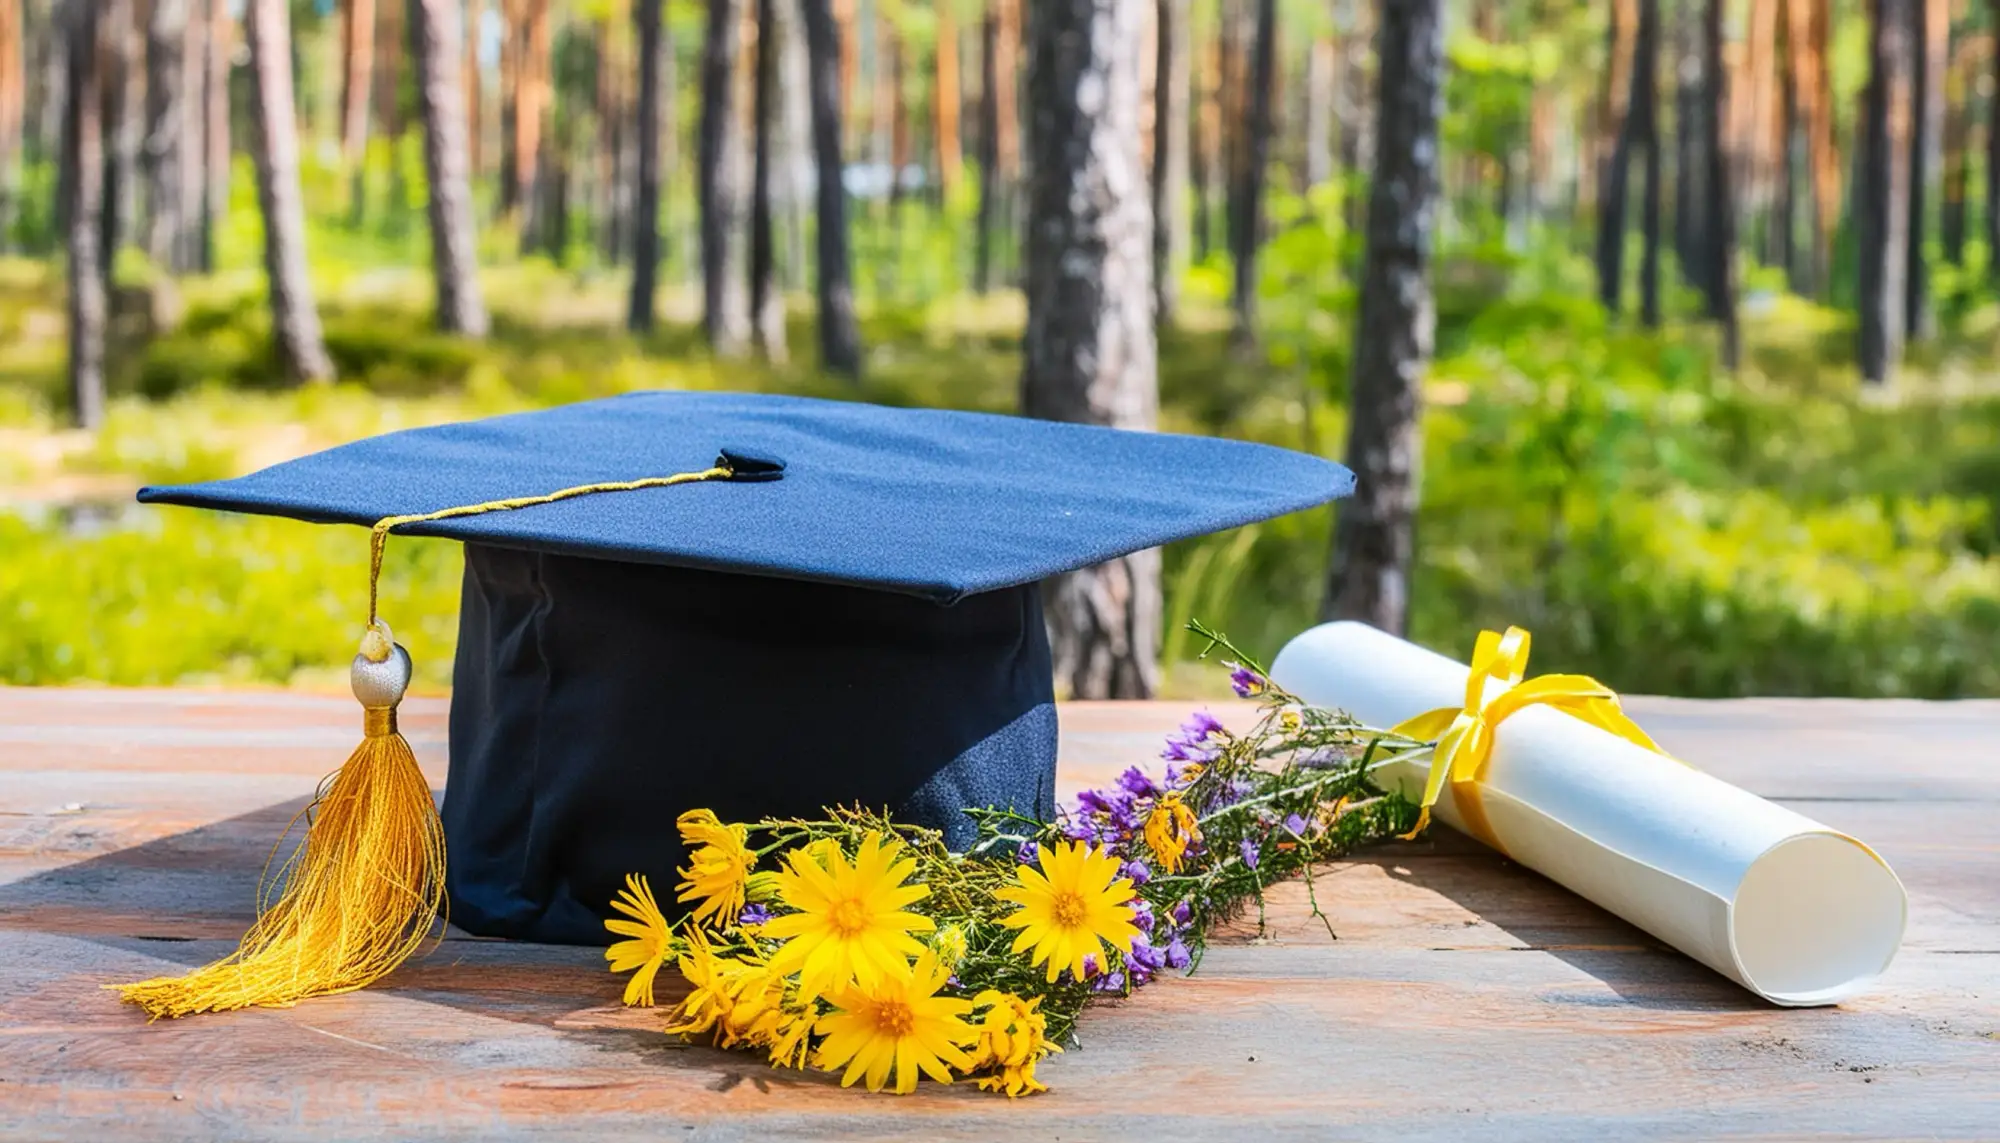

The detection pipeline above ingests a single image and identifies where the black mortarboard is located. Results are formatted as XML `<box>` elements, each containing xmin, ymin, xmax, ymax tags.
<box><xmin>118</xmin><ymin>392</ymin><xmax>1350</xmax><ymax>1015</ymax></box>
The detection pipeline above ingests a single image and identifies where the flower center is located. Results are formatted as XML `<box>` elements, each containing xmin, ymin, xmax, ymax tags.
<box><xmin>873</xmin><ymin>999</ymin><xmax>915</xmax><ymax>1037</ymax></box>
<box><xmin>829</xmin><ymin>897</ymin><xmax>870</xmax><ymax>936</ymax></box>
<box><xmin>1051</xmin><ymin>890</ymin><xmax>1088</xmax><ymax>927</ymax></box>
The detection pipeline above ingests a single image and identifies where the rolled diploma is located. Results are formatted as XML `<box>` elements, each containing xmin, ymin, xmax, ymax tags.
<box><xmin>1271</xmin><ymin>621</ymin><xmax>1907</xmax><ymax>1006</ymax></box>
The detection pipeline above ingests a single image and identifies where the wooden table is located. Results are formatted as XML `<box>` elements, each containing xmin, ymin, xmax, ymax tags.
<box><xmin>1</xmin><ymin>690</ymin><xmax>1995</xmax><ymax>1140</ymax></box>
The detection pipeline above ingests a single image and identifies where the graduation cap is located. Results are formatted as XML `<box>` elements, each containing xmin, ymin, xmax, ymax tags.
<box><xmin>113</xmin><ymin>391</ymin><xmax>1353</xmax><ymax>1017</ymax></box>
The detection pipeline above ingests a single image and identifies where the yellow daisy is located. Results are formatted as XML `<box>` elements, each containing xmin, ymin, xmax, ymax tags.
<box><xmin>970</xmin><ymin>990</ymin><xmax>1060</xmax><ymax>1098</ymax></box>
<box><xmin>761</xmin><ymin>831</ymin><xmax>935</xmax><ymax>999</ymax></box>
<box><xmin>814</xmin><ymin>953</ymin><xmax>976</xmax><ymax>1094</ymax></box>
<box><xmin>1142</xmin><ymin>791</ymin><xmax>1201</xmax><ymax>873</ymax></box>
<box><xmin>996</xmin><ymin>840</ymin><xmax>1142</xmax><ymax>983</ymax></box>
<box><xmin>674</xmin><ymin>809</ymin><xmax>757</xmax><ymax>928</ymax></box>
<box><xmin>663</xmin><ymin>924</ymin><xmax>746</xmax><ymax>1038</ymax></box>
<box><xmin>604</xmin><ymin>873</ymin><xmax>676</xmax><ymax>1007</ymax></box>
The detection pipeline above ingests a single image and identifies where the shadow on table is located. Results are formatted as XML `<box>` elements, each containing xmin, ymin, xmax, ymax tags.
<box><xmin>1366</xmin><ymin>825</ymin><xmax>1770</xmax><ymax>1013</ymax></box>
<box><xmin>0</xmin><ymin>793</ymin><xmax>629</xmax><ymax>1032</ymax></box>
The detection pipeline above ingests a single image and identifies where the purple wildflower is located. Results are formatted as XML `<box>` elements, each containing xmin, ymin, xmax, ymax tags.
<box><xmin>1160</xmin><ymin>736</ymin><xmax>1213</xmax><ymax>763</ymax></box>
<box><xmin>1172</xmin><ymin>900</ymin><xmax>1193</xmax><ymax>926</ymax></box>
<box><xmin>1116</xmin><ymin>766</ymin><xmax>1162</xmax><ymax>799</ymax></box>
<box><xmin>1129</xmin><ymin>899</ymin><xmax>1156</xmax><ymax>933</ymax></box>
<box><xmin>738</xmin><ymin>903</ymin><xmax>772</xmax><ymax>928</ymax></box>
<box><xmin>1164</xmin><ymin>937</ymin><xmax>1192</xmax><ymax>969</ymax></box>
<box><xmin>1284</xmin><ymin>812</ymin><xmax>1309</xmax><ymax>838</ymax></box>
<box><xmin>1239</xmin><ymin>838</ymin><xmax>1261</xmax><ymax>870</ymax></box>
<box><xmin>1081</xmin><ymin>953</ymin><xmax>1101</xmax><ymax>979</ymax></box>
<box><xmin>1228</xmin><ymin>663</ymin><xmax>1264</xmax><ymax>698</ymax></box>
<box><xmin>1179</xmin><ymin>710</ymin><xmax>1224</xmax><ymax>743</ymax></box>
<box><xmin>1015</xmin><ymin>839</ymin><xmax>1040</xmax><ymax>866</ymax></box>
<box><xmin>1127</xmin><ymin>938</ymin><xmax>1168</xmax><ymax>985</ymax></box>
<box><xmin>1120</xmin><ymin>859</ymin><xmax>1152</xmax><ymax>887</ymax></box>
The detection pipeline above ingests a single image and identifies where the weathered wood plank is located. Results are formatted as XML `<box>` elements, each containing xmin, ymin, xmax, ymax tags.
<box><xmin>0</xmin><ymin>689</ymin><xmax>1995</xmax><ymax>1140</ymax></box>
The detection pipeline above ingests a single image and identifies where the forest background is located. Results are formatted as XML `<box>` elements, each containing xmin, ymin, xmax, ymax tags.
<box><xmin>2</xmin><ymin>0</ymin><xmax>1997</xmax><ymax>700</ymax></box>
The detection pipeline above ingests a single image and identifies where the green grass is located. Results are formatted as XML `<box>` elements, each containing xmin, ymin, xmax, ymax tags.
<box><xmin>7</xmin><ymin>179</ymin><xmax>2000</xmax><ymax>697</ymax></box>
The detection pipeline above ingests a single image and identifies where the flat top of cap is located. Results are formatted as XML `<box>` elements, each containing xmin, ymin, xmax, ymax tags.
<box><xmin>139</xmin><ymin>391</ymin><xmax>1353</xmax><ymax>603</ymax></box>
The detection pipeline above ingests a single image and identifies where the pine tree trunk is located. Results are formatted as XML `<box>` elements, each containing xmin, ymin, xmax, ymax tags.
<box><xmin>1022</xmin><ymin>0</ymin><xmax>1159</xmax><ymax>700</ymax></box>
<box><xmin>1596</xmin><ymin>0</ymin><xmax>1635</xmax><ymax>313</ymax></box>
<box><xmin>629</xmin><ymin>0</ymin><xmax>664</xmax><ymax>331</ymax></box>
<box><xmin>245</xmin><ymin>0</ymin><xmax>334</xmax><ymax>383</ymax></box>
<box><xmin>1230</xmin><ymin>0</ymin><xmax>1274</xmax><ymax>345</ymax></box>
<box><xmin>974</xmin><ymin>1</ymin><xmax>999</xmax><ymax>292</ymax></box>
<box><xmin>411</xmin><ymin>0</ymin><xmax>489</xmax><ymax>335</ymax></box>
<box><xmin>935</xmin><ymin>0</ymin><xmax>960</xmax><ymax>202</ymax></box>
<box><xmin>341</xmin><ymin>0</ymin><xmax>377</xmax><ymax>165</ymax></box>
<box><xmin>1905</xmin><ymin>0</ymin><xmax>1944</xmax><ymax>340</ymax></box>
<box><xmin>1673</xmin><ymin>0</ymin><xmax>1705</xmax><ymax>287</ymax></box>
<box><xmin>1635</xmin><ymin>0</ymin><xmax>1661</xmax><ymax>327</ymax></box>
<box><xmin>1859</xmin><ymin>0</ymin><xmax>1911</xmax><ymax>386</ymax></box>
<box><xmin>1152</xmin><ymin>0</ymin><xmax>1188</xmax><ymax>327</ymax></box>
<box><xmin>1323</xmin><ymin>0</ymin><xmax>1443</xmax><ymax>635</ymax></box>
<box><xmin>65</xmin><ymin>0</ymin><xmax>107</xmax><ymax>429</ymax></box>
<box><xmin>0</xmin><ymin>0</ymin><xmax>27</xmax><ymax>251</ymax></box>
<box><xmin>1701</xmin><ymin>0</ymin><xmax>1739</xmax><ymax>369</ymax></box>
<box><xmin>199</xmin><ymin>0</ymin><xmax>229</xmax><ymax>273</ymax></box>
<box><xmin>1193</xmin><ymin>24</ymin><xmax>1216</xmax><ymax>260</ymax></box>
<box><xmin>464</xmin><ymin>0</ymin><xmax>482</xmax><ymax>178</ymax></box>
<box><xmin>99</xmin><ymin>0</ymin><xmax>137</xmax><ymax>271</ymax></box>
<box><xmin>1989</xmin><ymin>0</ymin><xmax>2000</xmax><ymax>286</ymax></box>
<box><xmin>1304</xmin><ymin>36</ymin><xmax>1332</xmax><ymax>188</ymax></box>
<box><xmin>700</xmin><ymin>0</ymin><xmax>751</xmax><ymax>354</ymax></box>
<box><xmin>144</xmin><ymin>0</ymin><xmax>189</xmax><ymax>271</ymax></box>
<box><xmin>801</xmin><ymin>0</ymin><xmax>860</xmax><ymax>376</ymax></box>
<box><xmin>512</xmin><ymin>0</ymin><xmax>551</xmax><ymax>233</ymax></box>
<box><xmin>1941</xmin><ymin>39</ymin><xmax>1967</xmax><ymax>266</ymax></box>
<box><xmin>750</xmin><ymin>0</ymin><xmax>786</xmax><ymax>360</ymax></box>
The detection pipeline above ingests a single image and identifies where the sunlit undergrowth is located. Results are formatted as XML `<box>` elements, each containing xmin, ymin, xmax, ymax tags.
<box><xmin>5</xmin><ymin>203</ymin><xmax>2000</xmax><ymax>697</ymax></box>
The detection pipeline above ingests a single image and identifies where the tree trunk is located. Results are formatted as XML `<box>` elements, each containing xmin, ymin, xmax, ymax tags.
<box><xmin>1322</xmin><ymin>0</ymin><xmax>1443</xmax><ymax>635</ymax></box>
<box><xmin>199</xmin><ymin>0</ymin><xmax>229</xmax><ymax>273</ymax></box>
<box><xmin>1192</xmin><ymin>21</ymin><xmax>1216</xmax><ymax>260</ymax></box>
<box><xmin>1989</xmin><ymin>0</ymin><xmax>2000</xmax><ymax>287</ymax></box>
<box><xmin>245</xmin><ymin>0</ymin><xmax>334</xmax><ymax>383</ymax></box>
<box><xmin>935</xmin><ymin>0</ymin><xmax>960</xmax><ymax>202</ymax></box>
<box><xmin>340</xmin><ymin>0</ymin><xmax>377</xmax><ymax>165</ymax></box>
<box><xmin>512</xmin><ymin>0</ymin><xmax>551</xmax><ymax>228</ymax></box>
<box><xmin>1596</xmin><ymin>0</ymin><xmax>1635</xmax><ymax>313</ymax></box>
<box><xmin>410</xmin><ymin>0</ymin><xmax>490</xmax><ymax>336</ymax></box>
<box><xmin>464</xmin><ymin>0</ymin><xmax>482</xmax><ymax>178</ymax></box>
<box><xmin>1022</xmin><ymin>0</ymin><xmax>1159</xmax><ymax>700</ymax></box>
<box><xmin>801</xmin><ymin>0</ymin><xmax>860</xmax><ymax>376</ymax></box>
<box><xmin>750</xmin><ymin>0</ymin><xmax>786</xmax><ymax>360</ymax></box>
<box><xmin>1700</xmin><ymin>0</ymin><xmax>1738</xmax><ymax>369</ymax></box>
<box><xmin>1229</xmin><ymin>0</ymin><xmax>1274</xmax><ymax>345</ymax></box>
<box><xmin>1304</xmin><ymin>36</ymin><xmax>1332</xmax><ymax>188</ymax></box>
<box><xmin>1332</xmin><ymin>0</ymin><xmax>1372</xmax><ymax>233</ymax></box>
<box><xmin>0</xmin><ymin>0</ymin><xmax>21</xmax><ymax>251</ymax></box>
<box><xmin>1859</xmin><ymin>0</ymin><xmax>1911</xmax><ymax>386</ymax></box>
<box><xmin>144</xmin><ymin>0</ymin><xmax>191</xmax><ymax>271</ymax></box>
<box><xmin>629</xmin><ymin>0</ymin><xmax>664</xmax><ymax>331</ymax></box>
<box><xmin>99</xmin><ymin>0</ymin><xmax>136</xmax><ymax>271</ymax></box>
<box><xmin>1152</xmin><ymin>0</ymin><xmax>1188</xmax><ymax>327</ymax></box>
<box><xmin>65</xmin><ymin>0</ymin><xmax>107</xmax><ymax>429</ymax></box>
<box><xmin>1673</xmin><ymin>0</ymin><xmax>1705</xmax><ymax>288</ymax></box>
<box><xmin>700</xmin><ymin>0</ymin><xmax>751</xmax><ymax>354</ymax></box>
<box><xmin>1856</xmin><ymin>0</ymin><xmax>1904</xmax><ymax>385</ymax></box>
<box><xmin>1905</xmin><ymin>0</ymin><xmax>1944</xmax><ymax>340</ymax></box>
<box><xmin>974</xmin><ymin>0</ymin><xmax>999</xmax><ymax>292</ymax></box>
<box><xmin>1635</xmin><ymin>0</ymin><xmax>1661</xmax><ymax>327</ymax></box>
<box><xmin>1941</xmin><ymin>36</ymin><xmax>1968</xmax><ymax>266</ymax></box>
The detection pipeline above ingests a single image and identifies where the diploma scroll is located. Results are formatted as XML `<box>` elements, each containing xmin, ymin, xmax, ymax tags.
<box><xmin>1271</xmin><ymin>621</ymin><xmax>1907</xmax><ymax>1006</ymax></box>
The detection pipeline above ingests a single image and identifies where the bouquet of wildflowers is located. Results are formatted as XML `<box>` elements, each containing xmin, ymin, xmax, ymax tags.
<box><xmin>603</xmin><ymin>624</ymin><xmax>1422</xmax><ymax>1096</ymax></box>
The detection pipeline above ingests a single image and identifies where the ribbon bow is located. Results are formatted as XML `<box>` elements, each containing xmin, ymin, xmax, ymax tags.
<box><xmin>1390</xmin><ymin>626</ymin><xmax>1669</xmax><ymax>842</ymax></box>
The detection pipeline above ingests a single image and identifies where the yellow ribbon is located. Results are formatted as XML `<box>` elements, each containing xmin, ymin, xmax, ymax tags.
<box><xmin>1390</xmin><ymin>626</ymin><xmax>1670</xmax><ymax>846</ymax></box>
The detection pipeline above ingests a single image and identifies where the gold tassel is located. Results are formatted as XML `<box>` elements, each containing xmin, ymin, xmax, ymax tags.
<box><xmin>115</xmin><ymin>627</ymin><xmax>446</xmax><ymax>1018</ymax></box>
<box><xmin>114</xmin><ymin>465</ymin><xmax>734</xmax><ymax>1018</ymax></box>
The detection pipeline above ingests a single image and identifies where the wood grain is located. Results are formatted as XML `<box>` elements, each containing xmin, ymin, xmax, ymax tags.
<box><xmin>0</xmin><ymin>689</ymin><xmax>1995</xmax><ymax>1141</ymax></box>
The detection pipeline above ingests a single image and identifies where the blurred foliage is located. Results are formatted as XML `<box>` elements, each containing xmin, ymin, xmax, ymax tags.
<box><xmin>10</xmin><ymin>0</ymin><xmax>2000</xmax><ymax>699</ymax></box>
